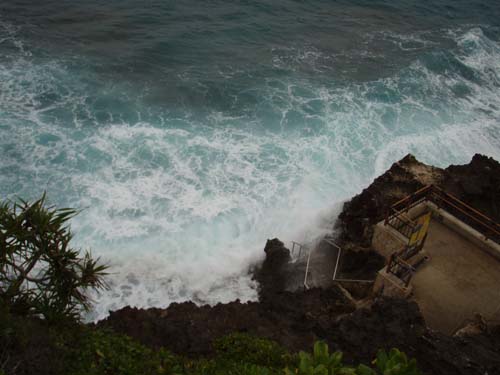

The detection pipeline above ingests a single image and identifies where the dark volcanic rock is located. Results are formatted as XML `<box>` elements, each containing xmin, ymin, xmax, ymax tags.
<box><xmin>442</xmin><ymin>154</ymin><xmax>500</xmax><ymax>223</ymax></box>
<box><xmin>330</xmin><ymin>298</ymin><xmax>500</xmax><ymax>375</ymax></box>
<box><xmin>330</xmin><ymin>298</ymin><xmax>426</xmax><ymax>362</ymax></box>
<box><xmin>97</xmin><ymin>287</ymin><xmax>355</xmax><ymax>356</ymax></box>
<box><xmin>337</xmin><ymin>154</ymin><xmax>443</xmax><ymax>249</ymax></box>
<box><xmin>254</xmin><ymin>238</ymin><xmax>292</xmax><ymax>298</ymax></box>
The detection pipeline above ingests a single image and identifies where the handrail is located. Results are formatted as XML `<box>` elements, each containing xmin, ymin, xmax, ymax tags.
<box><xmin>291</xmin><ymin>241</ymin><xmax>312</xmax><ymax>288</ymax></box>
<box><xmin>301</xmin><ymin>237</ymin><xmax>376</xmax><ymax>288</ymax></box>
<box><xmin>333</xmin><ymin>279</ymin><xmax>374</xmax><ymax>283</ymax></box>
<box><xmin>431</xmin><ymin>186</ymin><xmax>500</xmax><ymax>241</ymax></box>
<box><xmin>385</xmin><ymin>185</ymin><xmax>500</xmax><ymax>244</ymax></box>
<box><xmin>390</xmin><ymin>185</ymin><xmax>433</xmax><ymax>209</ymax></box>
<box><xmin>387</xmin><ymin>251</ymin><xmax>416</xmax><ymax>286</ymax></box>
<box><xmin>291</xmin><ymin>241</ymin><xmax>307</xmax><ymax>258</ymax></box>
<box><xmin>434</xmin><ymin>195</ymin><xmax>500</xmax><ymax>236</ymax></box>
<box><xmin>324</xmin><ymin>238</ymin><xmax>342</xmax><ymax>281</ymax></box>
<box><xmin>303</xmin><ymin>245</ymin><xmax>313</xmax><ymax>289</ymax></box>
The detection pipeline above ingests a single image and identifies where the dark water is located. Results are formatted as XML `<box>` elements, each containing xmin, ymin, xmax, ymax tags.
<box><xmin>1</xmin><ymin>0</ymin><xmax>499</xmax><ymax>319</ymax></box>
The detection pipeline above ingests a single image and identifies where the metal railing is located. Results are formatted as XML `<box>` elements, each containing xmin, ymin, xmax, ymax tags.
<box><xmin>385</xmin><ymin>185</ymin><xmax>500</xmax><ymax>244</ymax></box>
<box><xmin>303</xmin><ymin>245</ymin><xmax>313</xmax><ymax>289</ymax></box>
<box><xmin>324</xmin><ymin>238</ymin><xmax>342</xmax><ymax>281</ymax></box>
<box><xmin>386</xmin><ymin>214</ymin><xmax>417</xmax><ymax>238</ymax></box>
<box><xmin>290</xmin><ymin>241</ymin><xmax>313</xmax><ymax>289</ymax></box>
<box><xmin>387</xmin><ymin>251</ymin><xmax>416</xmax><ymax>287</ymax></box>
<box><xmin>291</xmin><ymin>241</ymin><xmax>307</xmax><ymax>259</ymax></box>
<box><xmin>325</xmin><ymin>236</ymin><xmax>375</xmax><ymax>284</ymax></box>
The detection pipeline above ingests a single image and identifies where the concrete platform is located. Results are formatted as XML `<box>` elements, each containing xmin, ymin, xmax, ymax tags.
<box><xmin>411</xmin><ymin>219</ymin><xmax>500</xmax><ymax>334</ymax></box>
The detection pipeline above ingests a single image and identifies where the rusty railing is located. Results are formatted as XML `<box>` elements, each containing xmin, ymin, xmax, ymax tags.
<box><xmin>385</xmin><ymin>185</ymin><xmax>500</xmax><ymax>244</ymax></box>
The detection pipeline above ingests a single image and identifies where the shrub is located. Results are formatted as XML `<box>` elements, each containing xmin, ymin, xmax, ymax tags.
<box><xmin>285</xmin><ymin>341</ymin><xmax>348</xmax><ymax>375</ymax></box>
<box><xmin>0</xmin><ymin>195</ymin><xmax>108</xmax><ymax>321</ymax></box>
<box><xmin>285</xmin><ymin>341</ymin><xmax>421</xmax><ymax>375</ymax></box>
<box><xmin>64</xmin><ymin>328</ymin><xmax>183</xmax><ymax>375</ymax></box>
<box><xmin>374</xmin><ymin>348</ymin><xmax>419</xmax><ymax>375</ymax></box>
<box><xmin>0</xmin><ymin>306</ymin><xmax>68</xmax><ymax>374</ymax></box>
<box><xmin>214</xmin><ymin>333</ymin><xmax>295</xmax><ymax>368</ymax></box>
<box><xmin>187</xmin><ymin>359</ymin><xmax>277</xmax><ymax>375</ymax></box>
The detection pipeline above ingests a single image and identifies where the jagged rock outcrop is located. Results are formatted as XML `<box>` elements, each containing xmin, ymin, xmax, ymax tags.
<box><xmin>253</xmin><ymin>238</ymin><xmax>292</xmax><ymax>299</ymax></box>
<box><xmin>442</xmin><ymin>154</ymin><xmax>500</xmax><ymax>222</ymax></box>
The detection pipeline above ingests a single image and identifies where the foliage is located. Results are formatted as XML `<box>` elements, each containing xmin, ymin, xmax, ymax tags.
<box><xmin>285</xmin><ymin>341</ymin><xmax>420</xmax><ymax>375</ymax></box>
<box><xmin>214</xmin><ymin>333</ymin><xmax>295</xmax><ymax>368</ymax></box>
<box><xmin>64</xmin><ymin>328</ymin><xmax>183</xmax><ymax>375</ymax></box>
<box><xmin>0</xmin><ymin>306</ymin><xmax>184</xmax><ymax>375</ymax></box>
<box><xmin>0</xmin><ymin>305</ymin><xmax>68</xmax><ymax>374</ymax></box>
<box><xmin>0</xmin><ymin>194</ymin><xmax>108</xmax><ymax>321</ymax></box>
<box><xmin>285</xmin><ymin>341</ymin><xmax>355</xmax><ymax>375</ymax></box>
<box><xmin>186</xmin><ymin>359</ymin><xmax>278</xmax><ymax>375</ymax></box>
<box><xmin>374</xmin><ymin>348</ymin><xmax>420</xmax><ymax>375</ymax></box>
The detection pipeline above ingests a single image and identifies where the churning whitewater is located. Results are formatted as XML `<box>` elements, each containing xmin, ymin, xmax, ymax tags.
<box><xmin>1</xmin><ymin>1</ymin><xmax>499</xmax><ymax>320</ymax></box>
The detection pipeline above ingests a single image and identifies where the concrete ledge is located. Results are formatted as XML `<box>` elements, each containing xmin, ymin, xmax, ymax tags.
<box><xmin>425</xmin><ymin>202</ymin><xmax>500</xmax><ymax>261</ymax></box>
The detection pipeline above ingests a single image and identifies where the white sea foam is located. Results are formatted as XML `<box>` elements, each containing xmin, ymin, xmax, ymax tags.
<box><xmin>1</xmin><ymin>23</ymin><xmax>500</xmax><ymax>320</ymax></box>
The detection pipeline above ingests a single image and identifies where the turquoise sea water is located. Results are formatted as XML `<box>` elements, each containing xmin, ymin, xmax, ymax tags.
<box><xmin>1</xmin><ymin>1</ymin><xmax>500</xmax><ymax>319</ymax></box>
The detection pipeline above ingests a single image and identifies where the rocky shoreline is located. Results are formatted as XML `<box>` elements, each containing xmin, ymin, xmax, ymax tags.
<box><xmin>97</xmin><ymin>154</ymin><xmax>500</xmax><ymax>375</ymax></box>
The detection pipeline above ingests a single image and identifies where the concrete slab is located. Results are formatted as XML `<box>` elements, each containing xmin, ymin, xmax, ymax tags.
<box><xmin>411</xmin><ymin>219</ymin><xmax>500</xmax><ymax>334</ymax></box>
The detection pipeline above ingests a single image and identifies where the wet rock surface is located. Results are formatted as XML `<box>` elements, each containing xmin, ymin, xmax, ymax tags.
<box><xmin>97</xmin><ymin>154</ymin><xmax>500</xmax><ymax>375</ymax></box>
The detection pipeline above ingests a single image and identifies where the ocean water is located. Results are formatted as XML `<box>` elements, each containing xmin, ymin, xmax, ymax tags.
<box><xmin>1</xmin><ymin>0</ymin><xmax>499</xmax><ymax>320</ymax></box>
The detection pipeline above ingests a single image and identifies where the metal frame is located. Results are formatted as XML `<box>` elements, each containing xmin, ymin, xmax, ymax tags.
<box><xmin>387</xmin><ymin>252</ymin><xmax>415</xmax><ymax>287</ymax></box>
<box><xmin>385</xmin><ymin>185</ymin><xmax>500</xmax><ymax>244</ymax></box>
<box><xmin>300</xmin><ymin>238</ymin><xmax>376</xmax><ymax>288</ymax></box>
<box><xmin>303</xmin><ymin>246</ymin><xmax>313</xmax><ymax>289</ymax></box>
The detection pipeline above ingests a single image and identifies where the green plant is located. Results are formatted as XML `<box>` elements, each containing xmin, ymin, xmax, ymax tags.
<box><xmin>65</xmin><ymin>328</ymin><xmax>183</xmax><ymax>375</ymax></box>
<box><xmin>374</xmin><ymin>348</ymin><xmax>420</xmax><ymax>375</ymax></box>
<box><xmin>285</xmin><ymin>341</ymin><xmax>345</xmax><ymax>375</ymax></box>
<box><xmin>0</xmin><ymin>194</ymin><xmax>108</xmax><ymax>321</ymax></box>
<box><xmin>285</xmin><ymin>341</ymin><xmax>420</xmax><ymax>375</ymax></box>
<box><xmin>214</xmin><ymin>333</ymin><xmax>294</xmax><ymax>368</ymax></box>
<box><xmin>188</xmin><ymin>359</ymin><xmax>277</xmax><ymax>375</ymax></box>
